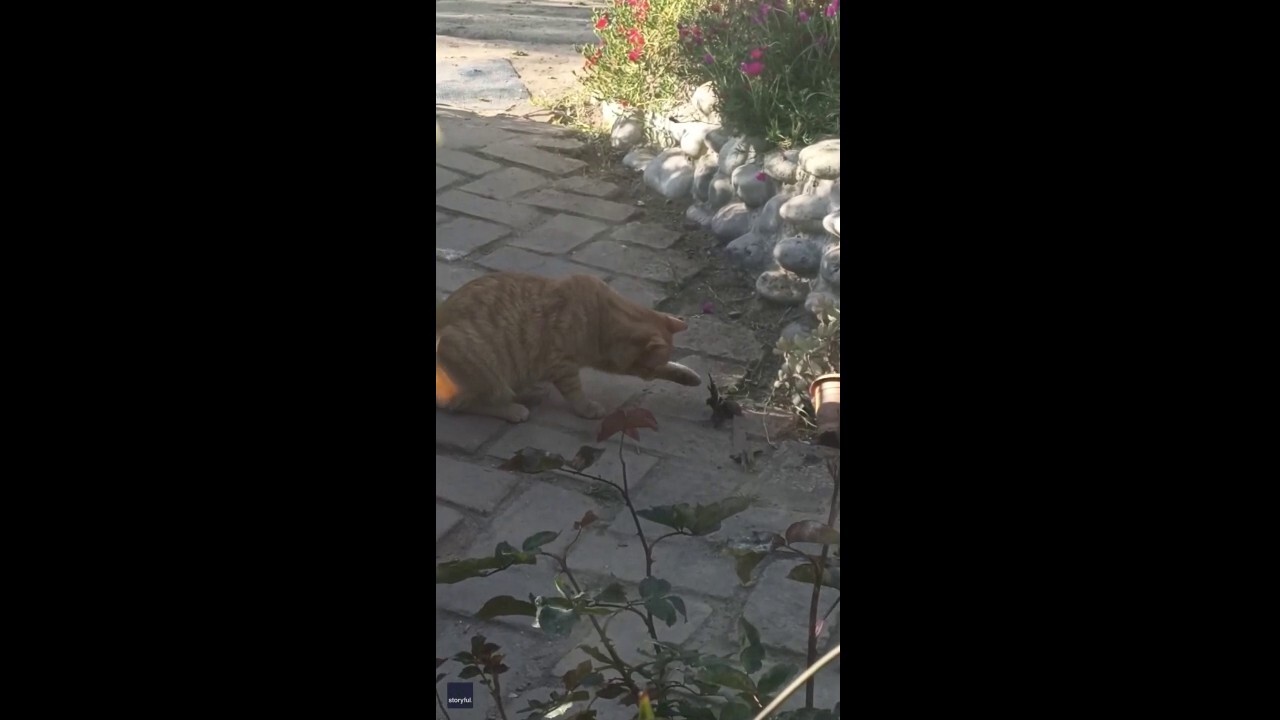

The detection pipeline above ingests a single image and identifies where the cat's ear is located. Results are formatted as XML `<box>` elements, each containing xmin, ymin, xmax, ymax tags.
<box><xmin>665</xmin><ymin>315</ymin><xmax>688</xmax><ymax>333</ymax></box>
<box><xmin>639</xmin><ymin>339</ymin><xmax>671</xmax><ymax>370</ymax></box>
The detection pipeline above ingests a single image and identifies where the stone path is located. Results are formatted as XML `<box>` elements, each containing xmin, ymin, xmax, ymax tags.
<box><xmin>436</xmin><ymin>0</ymin><xmax>604</xmax><ymax>115</ymax></box>
<box><xmin>435</xmin><ymin>108</ymin><xmax>841</xmax><ymax>720</ymax></box>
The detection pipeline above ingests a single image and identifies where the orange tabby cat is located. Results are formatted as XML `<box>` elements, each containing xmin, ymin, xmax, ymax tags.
<box><xmin>436</xmin><ymin>272</ymin><xmax>702</xmax><ymax>423</ymax></box>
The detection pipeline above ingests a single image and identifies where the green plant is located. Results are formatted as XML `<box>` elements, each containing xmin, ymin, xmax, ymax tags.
<box><xmin>434</xmin><ymin>407</ymin><xmax>842</xmax><ymax>720</ymax></box>
<box><xmin>677</xmin><ymin>0</ymin><xmax>840</xmax><ymax>147</ymax></box>
<box><xmin>773</xmin><ymin>306</ymin><xmax>840</xmax><ymax>425</ymax></box>
<box><xmin>577</xmin><ymin>0</ymin><xmax>711</xmax><ymax>114</ymax></box>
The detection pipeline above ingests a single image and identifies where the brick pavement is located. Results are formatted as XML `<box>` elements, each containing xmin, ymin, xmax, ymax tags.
<box><xmin>435</xmin><ymin>108</ymin><xmax>839</xmax><ymax>720</ymax></box>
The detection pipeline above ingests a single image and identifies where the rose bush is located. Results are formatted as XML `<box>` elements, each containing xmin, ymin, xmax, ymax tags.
<box><xmin>577</xmin><ymin>0</ymin><xmax>711</xmax><ymax>113</ymax></box>
<box><xmin>678</xmin><ymin>0</ymin><xmax>840</xmax><ymax>147</ymax></box>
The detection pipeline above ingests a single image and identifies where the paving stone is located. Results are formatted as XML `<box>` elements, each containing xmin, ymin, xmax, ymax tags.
<box><xmin>436</xmin><ymin>211</ymin><xmax>452</xmax><ymax>224</ymax></box>
<box><xmin>436</xmin><ymin>262</ymin><xmax>487</xmax><ymax>294</ymax></box>
<box><xmin>607</xmin><ymin>276</ymin><xmax>668</xmax><ymax>309</ymax></box>
<box><xmin>627</xmin><ymin>458</ymin><xmax>757</xmax><ymax>540</ymax></box>
<box><xmin>551</xmin><ymin>591</ymin><xmax>714</xmax><ymax>674</ymax></box>
<box><xmin>485</xmin><ymin>421</ymin><xmax>659</xmax><ymax>491</ymax></box>
<box><xmin>476</xmin><ymin>247</ymin><xmax>610</xmax><ymax>280</ymax></box>
<box><xmin>571</xmin><ymin>241</ymin><xmax>701</xmax><ymax>284</ymax></box>
<box><xmin>526</xmin><ymin>136</ymin><xmax>585</xmax><ymax>151</ymax></box>
<box><xmin>436</xmin><ymin>189</ymin><xmax>545</xmax><ymax>229</ymax></box>
<box><xmin>434</xmin><ymin>119</ymin><xmax>520</xmax><ymax>149</ymax></box>
<box><xmin>437</xmin><ymin>483</ymin><xmax>606</xmax><ymax>626</ymax></box>
<box><xmin>606</xmin><ymin>413</ymin><xmax>744</xmax><ymax>463</ymax></box>
<box><xmin>436</xmin><ymin>455</ymin><xmax>519</xmax><ymax>515</ymax></box>
<box><xmin>458</xmin><ymin>166</ymin><xmax>551</xmax><ymax>200</ymax></box>
<box><xmin>435</xmin><ymin>409</ymin><xmax>510</xmax><ymax>453</ymax></box>
<box><xmin>568</xmin><ymin>529</ymin><xmax>742</xmax><ymax>599</ymax></box>
<box><xmin>436</xmin><ymin>166</ymin><xmax>463</xmax><ymax>191</ymax></box>
<box><xmin>708</xmin><ymin>506</ymin><xmax>827</xmax><ymax>560</ymax></box>
<box><xmin>518</xmin><ymin>189</ymin><xmax>640</xmax><ymax>223</ymax></box>
<box><xmin>674</xmin><ymin>316</ymin><xmax>765</xmax><ymax>364</ymax></box>
<box><xmin>435</xmin><ymin>615</ymin><xmax>575</xmax><ymax>718</ymax></box>
<box><xmin>510</xmin><ymin>213</ymin><xmax>609</xmax><ymax>255</ymax></box>
<box><xmin>483</xmin><ymin>117</ymin><xmax>570</xmax><ymax>137</ymax></box>
<box><xmin>631</xmin><ymin>355</ymin><xmax>745</xmax><ymax>423</ymax></box>
<box><xmin>437</xmin><ymin>148</ymin><xmax>502</xmax><ymax>176</ymax></box>
<box><xmin>740</xmin><ymin>441</ymin><xmax>840</xmax><ymax>515</ymax></box>
<box><xmin>436</xmin><ymin>216</ymin><xmax>510</xmax><ymax>256</ymax></box>
<box><xmin>610</xmin><ymin>222</ymin><xmax>681</xmax><ymax>250</ymax></box>
<box><xmin>437</xmin><ymin>504</ymin><xmax>464</xmax><ymax>543</ymax></box>
<box><xmin>741</xmin><ymin>558</ymin><xmax>834</xmax><ymax>655</ymax></box>
<box><xmin>480</xmin><ymin>140</ymin><xmax>587</xmax><ymax>176</ymax></box>
<box><xmin>739</xmin><ymin>408</ymin><xmax>801</xmax><ymax>442</ymax></box>
<box><xmin>554</xmin><ymin>176</ymin><xmax>621</xmax><ymax>198</ymax></box>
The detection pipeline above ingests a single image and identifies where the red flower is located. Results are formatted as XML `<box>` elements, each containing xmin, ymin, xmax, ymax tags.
<box><xmin>750</xmin><ymin>47</ymin><xmax>765</xmax><ymax>60</ymax></box>
<box><xmin>740</xmin><ymin>61</ymin><xmax>765</xmax><ymax>77</ymax></box>
<box><xmin>628</xmin><ymin>48</ymin><xmax>643</xmax><ymax>62</ymax></box>
<box><xmin>595</xmin><ymin>16</ymin><xmax>609</xmax><ymax>30</ymax></box>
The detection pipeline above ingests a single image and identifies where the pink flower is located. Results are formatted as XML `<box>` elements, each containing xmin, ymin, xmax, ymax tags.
<box><xmin>825</xmin><ymin>0</ymin><xmax>839</xmax><ymax>18</ymax></box>
<box><xmin>798</xmin><ymin>10</ymin><xmax>810</xmax><ymax>22</ymax></box>
<box><xmin>750</xmin><ymin>47</ymin><xmax>765</xmax><ymax>60</ymax></box>
<box><xmin>755</xmin><ymin>171</ymin><xmax>768</xmax><ymax>181</ymax></box>
<box><xmin>627</xmin><ymin>48</ymin><xmax>642</xmax><ymax>62</ymax></box>
<box><xmin>740</xmin><ymin>60</ymin><xmax>765</xmax><ymax>76</ymax></box>
<box><xmin>703</xmin><ymin>53</ymin><xmax>715</xmax><ymax>64</ymax></box>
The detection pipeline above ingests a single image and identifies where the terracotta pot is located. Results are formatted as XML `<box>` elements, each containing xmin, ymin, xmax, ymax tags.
<box><xmin>809</xmin><ymin>373</ymin><xmax>841</xmax><ymax>448</ymax></box>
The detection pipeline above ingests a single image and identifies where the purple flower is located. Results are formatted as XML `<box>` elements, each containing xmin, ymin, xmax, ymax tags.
<box><xmin>798</xmin><ymin>10</ymin><xmax>810</xmax><ymax>22</ymax></box>
<box><xmin>703</xmin><ymin>52</ymin><xmax>715</xmax><ymax>64</ymax></box>
<box><xmin>740</xmin><ymin>60</ymin><xmax>765</xmax><ymax>77</ymax></box>
<box><xmin>825</xmin><ymin>0</ymin><xmax>839</xmax><ymax>18</ymax></box>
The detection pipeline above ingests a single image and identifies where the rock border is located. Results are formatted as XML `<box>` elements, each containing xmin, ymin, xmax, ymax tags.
<box><xmin>608</xmin><ymin>83</ymin><xmax>840</xmax><ymax>316</ymax></box>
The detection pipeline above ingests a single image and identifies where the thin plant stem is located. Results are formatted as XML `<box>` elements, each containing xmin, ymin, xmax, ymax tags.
<box><xmin>805</xmin><ymin>453</ymin><xmax>841</xmax><ymax>708</ymax></box>
<box><xmin>490</xmin><ymin>671</ymin><xmax>509</xmax><ymax>720</ymax></box>
<box><xmin>540</xmin><ymin>551</ymin><xmax>642</xmax><ymax>699</ymax></box>
<box><xmin>617</xmin><ymin>433</ymin><xmax>662</xmax><ymax>648</ymax></box>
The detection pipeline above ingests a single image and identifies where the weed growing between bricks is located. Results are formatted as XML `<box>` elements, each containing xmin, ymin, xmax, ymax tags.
<box><xmin>436</xmin><ymin>407</ymin><xmax>841</xmax><ymax>720</ymax></box>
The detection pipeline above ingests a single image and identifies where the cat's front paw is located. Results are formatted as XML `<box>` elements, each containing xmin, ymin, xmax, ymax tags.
<box><xmin>573</xmin><ymin>400</ymin><xmax>606</xmax><ymax>419</ymax></box>
<box><xmin>502</xmin><ymin>403</ymin><xmax>531</xmax><ymax>423</ymax></box>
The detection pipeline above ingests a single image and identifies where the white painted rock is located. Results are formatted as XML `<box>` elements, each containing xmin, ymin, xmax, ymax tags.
<box><xmin>623</xmin><ymin>147</ymin><xmax>658</xmax><ymax>171</ymax></box>
<box><xmin>692</xmin><ymin>82</ymin><xmax>719</xmax><ymax>120</ymax></box>
<box><xmin>756</xmin><ymin>270</ymin><xmax>810</xmax><ymax>305</ymax></box>
<box><xmin>710</xmin><ymin>202</ymin><xmax>752</xmax><ymax>242</ymax></box>
<box><xmin>611</xmin><ymin>116</ymin><xmax>645</xmax><ymax>150</ymax></box>
<box><xmin>820</xmin><ymin>242</ymin><xmax>840</xmax><ymax>287</ymax></box>
<box><xmin>705</xmin><ymin>127</ymin><xmax>730</xmax><ymax>153</ymax></box>
<box><xmin>708</xmin><ymin>176</ymin><xmax>734</xmax><ymax>210</ymax></box>
<box><xmin>685</xmin><ymin>203</ymin><xmax>713</xmax><ymax>228</ymax></box>
<box><xmin>805</xmin><ymin>289</ymin><xmax>840</xmax><ymax>315</ymax></box>
<box><xmin>679</xmin><ymin>123</ymin><xmax>710</xmax><ymax>157</ymax></box>
<box><xmin>779</xmin><ymin>194</ymin><xmax>831</xmax><ymax>233</ymax></box>
<box><xmin>798</xmin><ymin>139</ymin><xmax>840</xmax><ymax>179</ymax></box>
<box><xmin>717</xmin><ymin>136</ymin><xmax>765</xmax><ymax>177</ymax></box>
<box><xmin>643</xmin><ymin>148</ymin><xmax>695</xmax><ymax>199</ymax></box>
<box><xmin>823</xmin><ymin>210</ymin><xmax>840</xmax><ymax>238</ymax></box>
<box><xmin>752</xmin><ymin>191</ymin><xmax>794</xmax><ymax>238</ymax></box>
<box><xmin>693</xmin><ymin>152</ymin><xmax>719</xmax><ymax>202</ymax></box>
<box><xmin>732</xmin><ymin>164</ymin><xmax>774</xmax><ymax>208</ymax></box>
<box><xmin>725</xmin><ymin>231</ymin><xmax>777</xmax><ymax>272</ymax></box>
<box><xmin>775</xmin><ymin>235</ymin><xmax>825</xmax><ymax>277</ymax></box>
<box><xmin>763</xmin><ymin>149</ymin><xmax>801</xmax><ymax>183</ymax></box>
